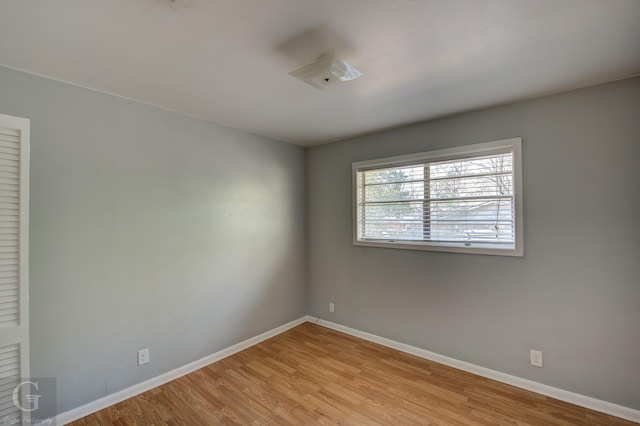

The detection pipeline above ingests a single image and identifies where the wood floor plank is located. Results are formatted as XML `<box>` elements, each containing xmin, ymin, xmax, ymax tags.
<box><xmin>70</xmin><ymin>323</ymin><xmax>638</xmax><ymax>425</ymax></box>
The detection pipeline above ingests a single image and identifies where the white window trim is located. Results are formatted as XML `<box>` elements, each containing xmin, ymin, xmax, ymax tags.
<box><xmin>352</xmin><ymin>138</ymin><xmax>524</xmax><ymax>257</ymax></box>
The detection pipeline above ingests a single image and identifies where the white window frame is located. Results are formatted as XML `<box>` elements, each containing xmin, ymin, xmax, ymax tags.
<box><xmin>352</xmin><ymin>138</ymin><xmax>523</xmax><ymax>256</ymax></box>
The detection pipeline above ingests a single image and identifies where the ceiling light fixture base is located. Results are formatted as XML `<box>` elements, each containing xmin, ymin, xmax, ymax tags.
<box><xmin>289</xmin><ymin>53</ymin><xmax>362</xmax><ymax>90</ymax></box>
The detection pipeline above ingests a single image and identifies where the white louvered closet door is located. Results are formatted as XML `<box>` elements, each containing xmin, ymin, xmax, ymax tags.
<box><xmin>0</xmin><ymin>114</ymin><xmax>29</xmax><ymax>423</ymax></box>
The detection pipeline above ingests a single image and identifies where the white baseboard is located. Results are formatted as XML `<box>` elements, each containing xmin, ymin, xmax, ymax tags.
<box><xmin>313</xmin><ymin>318</ymin><xmax>640</xmax><ymax>424</ymax></box>
<box><xmin>54</xmin><ymin>315</ymin><xmax>640</xmax><ymax>425</ymax></box>
<box><xmin>55</xmin><ymin>316</ymin><xmax>311</xmax><ymax>425</ymax></box>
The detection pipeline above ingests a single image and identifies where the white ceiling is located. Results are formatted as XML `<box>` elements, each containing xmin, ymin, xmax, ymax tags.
<box><xmin>0</xmin><ymin>0</ymin><xmax>639</xmax><ymax>146</ymax></box>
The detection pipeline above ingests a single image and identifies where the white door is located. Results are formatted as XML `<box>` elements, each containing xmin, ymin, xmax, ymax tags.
<box><xmin>0</xmin><ymin>113</ymin><xmax>29</xmax><ymax>423</ymax></box>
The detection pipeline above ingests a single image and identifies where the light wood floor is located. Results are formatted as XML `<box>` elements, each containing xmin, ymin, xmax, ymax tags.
<box><xmin>71</xmin><ymin>323</ymin><xmax>637</xmax><ymax>425</ymax></box>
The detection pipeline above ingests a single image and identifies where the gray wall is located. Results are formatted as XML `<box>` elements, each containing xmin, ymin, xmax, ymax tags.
<box><xmin>307</xmin><ymin>77</ymin><xmax>640</xmax><ymax>409</ymax></box>
<box><xmin>0</xmin><ymin>66</ymin><xmax>307</xmax><ymax>414</ymax></box>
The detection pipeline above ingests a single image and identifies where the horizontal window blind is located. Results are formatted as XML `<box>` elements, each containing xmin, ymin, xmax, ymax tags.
<box><xmin>353</xmin><ymin>139</ymin><xmax>522</xmax><ymax>255</ymax></box>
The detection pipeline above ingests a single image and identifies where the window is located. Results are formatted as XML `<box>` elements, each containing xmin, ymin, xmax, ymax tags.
<box><xmin>353</xmin><ymin>138</ymin><xmax>523</xmax><ymax>256</ymax></box>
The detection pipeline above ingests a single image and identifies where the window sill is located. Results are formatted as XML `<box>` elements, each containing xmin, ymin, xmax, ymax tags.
<box><xmin>354</xmin><ymin>239</ymin><xmax>523</xmax><ymax>257</ymax></box>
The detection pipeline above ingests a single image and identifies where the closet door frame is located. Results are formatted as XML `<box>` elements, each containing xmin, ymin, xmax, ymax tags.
<box><xmin>0</xmin><ymin>112</ymin><xmax>30</xmax><ymax>421</ymax></box>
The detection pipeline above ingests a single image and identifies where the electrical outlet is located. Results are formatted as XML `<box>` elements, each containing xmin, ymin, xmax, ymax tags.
<box><xmin>138</xmin><ymin>348</ymin><xmax>150</xmax><ymax>366</ymax></box>
<box><xmin>329</xmin><ymin>302</ymin><xmax>335</xmax><ymax>313</ymax></box>
<box><xmin>530</xmin><ymin>349</ymin><xmax>543</xmax><ymax>367</ymax></box>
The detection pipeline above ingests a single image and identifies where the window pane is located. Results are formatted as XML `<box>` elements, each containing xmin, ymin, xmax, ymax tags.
<box><xmin>429</xmin><ymin>198</ymin><xmax>514</xmax><ymax>243</ymax></box>
<box><xmin>428</xmin><ymin>153</ymin><xmax>514</xmax><ymax>243</ymax></box>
